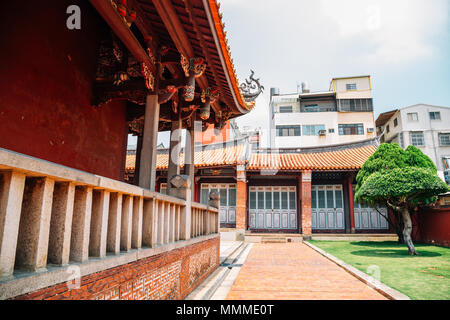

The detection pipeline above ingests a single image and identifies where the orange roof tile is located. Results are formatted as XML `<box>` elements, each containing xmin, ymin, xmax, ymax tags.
<box><xmin>247</xmin><ymin>145</ymin><xmax>376</xmax><ymax>171</ymax></box>
<box><xmin>126</xmin><ymin>143</ymin><xmax>245</xmax><ymax>171</ymax></box>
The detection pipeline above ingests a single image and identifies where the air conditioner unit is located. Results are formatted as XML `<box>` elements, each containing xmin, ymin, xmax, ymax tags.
<box><xmin>318</xmin><ymin>130</ymin><xmax>327</xmax><ymax>136</ymax></box>
<box><xmin>367</xmin><ymin>128</ymin><xmax>374</xmax><ymax>133</ymax></box>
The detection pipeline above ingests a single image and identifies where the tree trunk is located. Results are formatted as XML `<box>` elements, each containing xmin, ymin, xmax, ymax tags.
<box><xmin>401</xmin><ymin>208</ymin><xmax>418</xmax><ymax>255</ymax></box>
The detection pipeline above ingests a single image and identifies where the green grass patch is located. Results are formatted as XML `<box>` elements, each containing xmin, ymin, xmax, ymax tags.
<box><xmin>308</xmin><ymin>240</ymin><xmax>450</xmax><ymax>300</ymax></box>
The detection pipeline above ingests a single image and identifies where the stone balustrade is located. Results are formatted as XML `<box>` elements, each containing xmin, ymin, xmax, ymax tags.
<box><xmin>0</xmin><ymin>147</ymin><xmax>218</xmax><ymax>297</ymax></box>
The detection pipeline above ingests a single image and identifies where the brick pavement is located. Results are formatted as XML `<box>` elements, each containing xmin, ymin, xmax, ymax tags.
<box><xmin>226</xmin><ymin>243</ymin><xmax>387</xmax><ymax>300</ymax></box>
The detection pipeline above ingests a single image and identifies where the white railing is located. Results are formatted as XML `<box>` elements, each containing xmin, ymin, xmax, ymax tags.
<box><xmin>0</xmin><ymin>148</ymin><xmax>219</xmax><ymax>280</ymax></box>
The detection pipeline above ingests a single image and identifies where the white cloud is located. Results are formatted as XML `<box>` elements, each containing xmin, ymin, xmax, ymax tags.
<box><xmin>320</xmin><ymin>0</ymin><xmax>449</xmax><ymax>63</ymax></box>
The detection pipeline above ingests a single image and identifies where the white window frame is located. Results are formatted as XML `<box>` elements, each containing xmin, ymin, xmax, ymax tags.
<box><xmin>410</xmin><ymin>131</ymin><xmax>425</xmax><ymax>147</ymax></box>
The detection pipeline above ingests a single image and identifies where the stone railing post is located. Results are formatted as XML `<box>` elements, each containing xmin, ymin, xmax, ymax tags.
<box><xmin>169</xmin><ymin>175</ymin><xmax>191</xmax><ymax>240</ymax></box>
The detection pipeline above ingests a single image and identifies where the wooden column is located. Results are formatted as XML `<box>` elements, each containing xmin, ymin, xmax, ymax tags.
<box><xmin>301</xmin><ymin>170</ymin><xmax>312</xmax><ymax>240</ymax></box>
<box><xmin>167</xmin><ymin>117</ymin><xmax>182</xmax><ymax>196</ymax></box>
<box><xmin>0</xmin><ymin>171</ymin><xmax>26</xmax><ymax>277</ymax></box>
<box><xmin>48</xmin><ymin>182</ymin><xmax>76</xmax><ymax>265</ymax></box>
<box><xmin>133</xmin><ymin>135</ymin><xmax>143</xmax><ymax>185</ymax></box>
<box><xmin>184</xmin><ymin>120</ymin><xmax>196</xmax><ymax>201</ymax></box>
<box><xmin>139</xmin><ymin>95</ymin><xmax>160</xmax><ymax>191</ymax></box>
<box><xmin>347</xmin><ymin>175</ymin><xmax>356</xmax><ymax>234</ymax></box>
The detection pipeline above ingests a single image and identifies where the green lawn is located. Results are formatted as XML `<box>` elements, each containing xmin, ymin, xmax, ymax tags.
<box><xmin>308</xmin><ymin>240</ymin><xmax>450</xmax><ymax>300</ymax></box>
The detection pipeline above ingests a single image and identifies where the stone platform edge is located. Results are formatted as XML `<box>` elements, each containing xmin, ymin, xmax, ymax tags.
<box><xmin>303</xmin><ymin>241</ymin><xmax>410</xmax><ymax>300</ymax></box>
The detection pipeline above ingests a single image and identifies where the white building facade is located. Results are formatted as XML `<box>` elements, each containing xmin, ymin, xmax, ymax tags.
<box><xmin>376</xmin><ymin>104</ymin><xmax>450</xmax><ymax>184</ymax></box>
<box><xmin>269</xmin><ymin>76</ymin><xmax>376</xmax><ymax>149</ymax></box>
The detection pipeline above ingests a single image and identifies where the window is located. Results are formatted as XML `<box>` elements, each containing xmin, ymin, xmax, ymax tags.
<box><xmin>440</xmin><ymin>133</ymin><xmax>450</xmax><ymax>146</ymax></box>
<box><xmin>339</xmin><ymin>99</ymin><xmax>373</xmax><ymax>112</ymax></box>
<box><xmin>399</xmin><ymin>132</ymin><xmax>404</xmax><ymax>148</ymax></box>
<box><xmin>302</xmin><ymin>125</ymin><xmax>325</xmax><ymax>136</ymax></box>
<box><xmin>410</xmin><ymin>132</ymin><xmax>425</xmax><ymax>146</ymax></box>
<box><xmin>394</xmin><ymin>118</ymin><xmax>398</xmax><ymax>127</ymax></box>
<box><xmin>279</xmin><ymin>105</ymin><xmax>293</xmax><ymax>113</ymax></box>
<box><xmin>303</xmin><ymin>105</ymin><xmax>319</xmax><ymax>112</ymax></box>
<box><xmin>407</xmin><ymin>113</ymin><xmax>418</xmax><ymax>121</ymax></box>
<box><xmin>276</xmin><ymin>125</ymin><xmax>301</xmax><ymax>137</ymax></box>
<box><xmin>346</xmin><ymin>83</ymin><xmax>357</xmax><ymax>91</ymax></box>
<box><xmin>430</xmin><ymin>112</ymin><xmax>441</xmax><ymax>120</ymax></box>
<box><xmin>329</xmin><ymin>128</ymin><xmax>335</xmax><ymax>133</ymax></box>
<box><xmin>338</xmin><ymin>124</ymin><xmax>364</xmax><ymax>135</ymax></box>
<box><xmin>386</xmin><ymin>125</ymin><xmax>390</xmax><ymax>133</ymax></box>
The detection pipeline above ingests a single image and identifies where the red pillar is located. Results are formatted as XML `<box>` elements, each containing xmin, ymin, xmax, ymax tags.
<box><xmin>347</xmin><ymin>176</ymin><xmax>355</xmax><ymax>234</ymax></box>
<box><xmin>236</xmin><ymin>165</ymin><xmax>247</xmax><ymax>239</ymax></box>
<box><xmin>301</xmin><ymin>170</ymin><xmax>312</xmax><ymax>239</ymax></box>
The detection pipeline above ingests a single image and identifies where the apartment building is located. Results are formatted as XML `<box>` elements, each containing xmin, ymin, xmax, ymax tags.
<box><xmin>269</xmin><ymin>76</ymin><xmax>376</xmax><ymax>148</ymax></box>
<box><xmin>376</xmin><ymin>104</ymin><xmax>450</xmax><ymax>184</ymax></box>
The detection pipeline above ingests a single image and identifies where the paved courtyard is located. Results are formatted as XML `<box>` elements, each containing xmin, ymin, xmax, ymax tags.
<box><xmin>225</xmin><ymin>243</ymin><xmax>387</xmax><ymax>300</ymax></box>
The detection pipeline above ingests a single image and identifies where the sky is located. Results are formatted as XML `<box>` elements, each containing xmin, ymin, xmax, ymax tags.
<box><xmin>131</xmin><ymin>0</ymin><xmax>449</xmax><ymax>148</ymax></box>
<box><xmin>220</xmin><ymin>0</ymin><xmax>450</xmax><ymax>135</ymax></box>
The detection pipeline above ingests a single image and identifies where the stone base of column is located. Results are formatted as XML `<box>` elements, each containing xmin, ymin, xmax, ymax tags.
<box><xmin>235</xmin><ymin>229</ymin><xmax>245</xmax><ymax>241</ymax></box>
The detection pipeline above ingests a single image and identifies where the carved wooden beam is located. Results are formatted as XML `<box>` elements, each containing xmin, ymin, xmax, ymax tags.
<box><xmin>89</xmin><ymin>0</ymin><xmax>156</xmax><ymax>78</ymax></box>
<box><xmin>92</xmin><ymin>80</ymin><xmax>148</xmax><ymax>107</ymax></box>
<box><xmin>151</xmin><ymin>0</ymin><xmax>221</xmax><ymax>114</ymax></box>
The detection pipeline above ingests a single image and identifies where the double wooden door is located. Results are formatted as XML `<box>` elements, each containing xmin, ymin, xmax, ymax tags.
<box><xmin>249</xmin><ymin>186</ymin><xmax>297</xmax><ymax>230</ymax></box>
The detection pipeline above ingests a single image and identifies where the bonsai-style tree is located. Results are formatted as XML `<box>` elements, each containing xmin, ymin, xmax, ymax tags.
<box><xmin>355</xmin><ymin>143</ymin><xmax>449</xmax><ymax>255</ymax></box>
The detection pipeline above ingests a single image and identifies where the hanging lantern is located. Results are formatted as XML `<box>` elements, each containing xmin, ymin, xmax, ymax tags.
<box><xmin>183</xmin><ymin>75</ymin><xmax>195</xmax><ymax>102</ymax></box>
<box><xmin>199</xmin><ymin>97</ymin><xmax>211</xmax><ymax>120</ymax></box>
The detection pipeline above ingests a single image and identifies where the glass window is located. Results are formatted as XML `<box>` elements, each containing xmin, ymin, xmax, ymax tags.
<box><xmin>346</xmin><ymin>83</ymin><xmax>357</xmax><ymax>90</ymax></box>
<box><xmin>220</xmin><ymin>189</ymin><xmax>227</xmax><ymax>206</ymax></box>
<box><xmin>335</xmin><ymin>190</ymin><xmax>343</xmax><ymax>209</ymax></box>
<box><xmin>289</xmin><ymin>192</ymin><xmax>296</xmax><ymax>209</ymax></box>
<box><xmin>410</xmin><ymin>132</ymin><xmax>425</xmax><ymax>146</ymax></box>
<box><xmin>338</xmin><ymin>124</ymin><xmax>364</xmax><ymax>135</ymax></box>
<box><xmin>430</xmin><ymin>112</ymin><xmax>441</xmax><ymax>120</ymax></box>
<box><xmin>281</xmin><ymin>192</ymin><xmax>288</xmax><ymax>209</ymax></box>
<box><xmin>407</xmin><ymin>113</ymin><xmax>418</xmax><ymax>121</ymax></box>
<box><xmin>326</xmin><ymin>190</ymin><xmax>334</xmax><ymax>208</ymax></box>
<box><xmin>303</xmin><ymin>125</ymin><xmax>325</xmax><ymax>136</ymax></box>
<box><xmin>257</xmin><ymin>192</ymin><xmax>265</xmax><ymax>209</ymax></box>
<box><xmin>276</xmin><ymin>125</ymin><xmax>301</xmax><ymax>137</ymax></box>
<box><xmin>318</xmin><ymin>190</ymin><xmax>325</xmax><ymax>208</ymax></box>
<box><xmin>279</xmin><ymin>106</ymin><xmax>293</xmax><ymax>113</ymax></box>
<box><xmin>355</xmin><ymin>99</ymin><xmax>361</xmax><ymax>111</ymax></box>
<box><xmin>201</xmin><ymin>189</ymin><xmax>209</xmax><ymax>205</ymax></box>
<box><xmin>386</xmin><ymin>125</ymin><xmax>390</xmax><ymax>133</ymax></box>
<box><xmin>249</xmin><ymin>192</ymin><xmax>256</xmax><ymax>209</ymax></box>
<box><xmin>228</xmin><ymin>188</ymin><xmax>236</xmax><ymax>206</ymax></box>
<box><xmin>265</xmin><ymin>192</ymin><xmax>272</xmax><ymax>209</ymax></box>
<box><xmin>329</xmin><ymin>128</ymin><xmax>335</xmax><ymax>133</ymax></box>
<box><xmin>311</xmin><ymin>189</ymin><xmax>317</xmax><ymax>209</ymax></box>
<box><xmin>303</xmin><ymin>105</ymin><xmax>319</xmax><ymax>112</ymax></box>
<box><xmin>273</xmin><ymin>192</ymin><xmax>280</xmax><ymax>209</ymax></box>
<box><xmin>394</xmin><ymin>118</ymin><xmax>398</xmax><ymax>127</ymax></box>
<box><xmin>440</xmin><ymin>133</ymin><xmax>450</xmax><ymax>146</ymax></box>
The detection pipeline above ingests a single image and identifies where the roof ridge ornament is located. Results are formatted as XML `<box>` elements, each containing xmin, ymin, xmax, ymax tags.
<box><xmin>240</xmin><ymin>70</ymin><xmax>264</xmax><ymax>102</ymax></box>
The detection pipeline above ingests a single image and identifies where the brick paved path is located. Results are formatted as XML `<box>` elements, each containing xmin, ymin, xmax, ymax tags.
<box><xmin>226</xmin><ymin>243</ymin><xmax>386</xmax><ymax>300</ymax></box>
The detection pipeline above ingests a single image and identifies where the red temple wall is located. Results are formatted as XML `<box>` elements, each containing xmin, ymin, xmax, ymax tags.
<box><xmin>412</xmin><ymin>207</ymin><xmax>450</xmax><ymax>248</ymax></box>
<box><xmin>0</xmin><ymin>0</ymin><xmax>127</xmax><ymax>181</ymax></box>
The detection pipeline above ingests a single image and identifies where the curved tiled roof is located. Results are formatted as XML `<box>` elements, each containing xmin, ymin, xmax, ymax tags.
<box><xmin>247</xmin><ymin>144</ymin><xmax>376</xmax><ymax>171</ymax></box>
<box><xmin>126</xmin><ymin>139</ymin><xmax>378</xmax><ymax>172</ymax></box>
<box><xmin>126</xmin><ymin>143</ymin><xmax>245</xmax><ymax>170</ymax></box>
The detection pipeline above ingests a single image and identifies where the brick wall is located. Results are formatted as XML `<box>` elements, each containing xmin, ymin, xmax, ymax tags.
<box><xmin>13</xmin><ymin>237</ymin><xmax>219</xmax><ymax>300</ymax></box>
